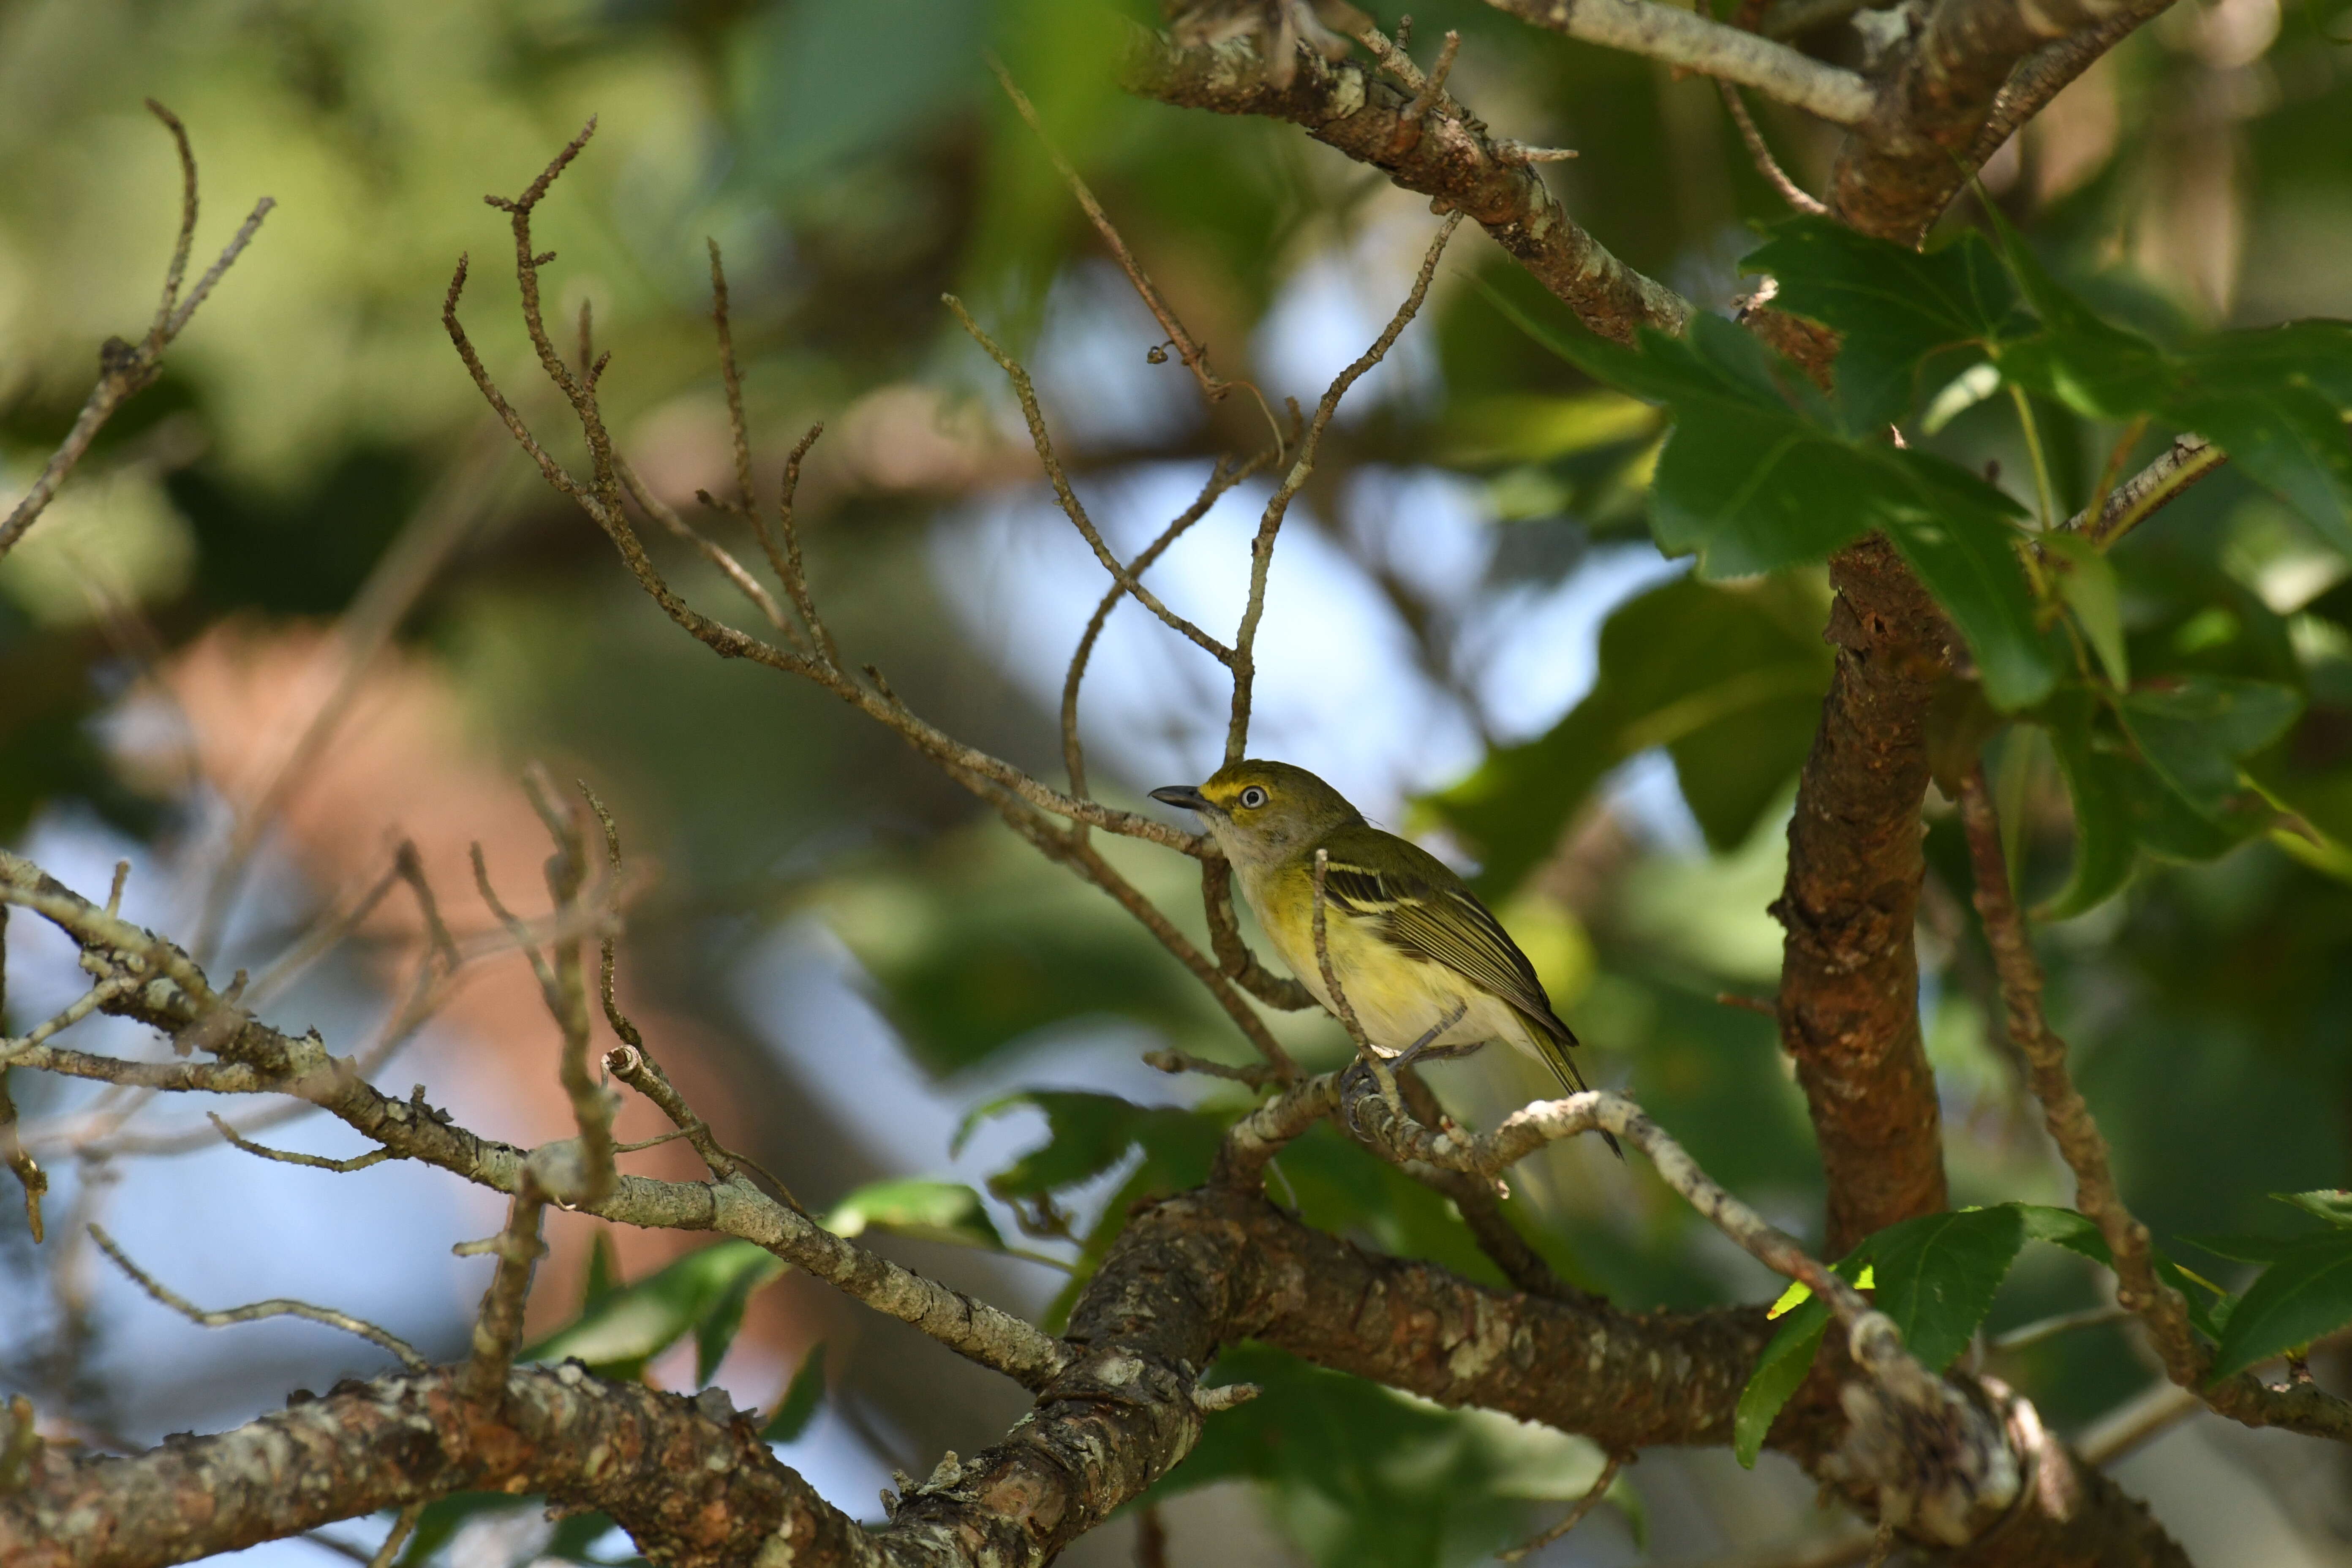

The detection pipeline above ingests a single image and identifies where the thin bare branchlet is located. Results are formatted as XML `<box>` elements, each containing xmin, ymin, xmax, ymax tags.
<box><xmin>1391</xmin><ymin>28</ymin><xmax>1461</xmax><ymax>150</ymax></box>
<box><xmin>1061</xmin><ymin>452</ymin><xmax>1269</xmax><ymax>817</ymax></box>
<box><xmin>522</xmin><ymin>764</ymin><xmax>616</xmax><ymax>1208</ymax></box>
<box><xmin>1142</xmin><ymin>1048</ymin><xmax>1279</xmax><ymax>1086</ymax></box>
<box><xmin>458</xmin><ymin>1183</ymin><xmax>550</xmax><ymax>1404</ymax></box>
<box><xmin>1391</xmin><ymin>1067</ymin><xmax>1582</xmax><ymax>1303</ymax></box>
<box><xmin>1228</xmin><ymin>212</ymin><xmax>1460</xmax><ymax>762</ymax></box>
<box><xmin>1987</xmin><ymin>1305</ymin><xmax>2132</xmax><ymax>1353</ymax></box>
<box><xmin>1719</xmin><ymin>82</ymin><xmax>1831</xmax><ymax>215</ymax></box>
<box><xmin>1201</xmin><ymin>858</ymin><xmax>1315</xmax><ymax>1010</ymax></box>
<box><xmin>368</xmin><ymin>1504</ymin><xmax>425</xmax><ymax>1568</ymax></box>
<box><xmin>469</xmin><ymin>844</ymin><xmax>564</xmax><ymax>1004</ymax></box>
<box><xmin>1498</xmin><ymin>1451</ymin><xmax>1625</xmax><ymax>1562</ymax></box>
<box><xmin>90</xmin><ymin>1222</ymin><xmax>427</xmax><ymax>1371</ymax></box>
<box><xmin>2066</xmin><ymin>434</ymin><xmax>2225</xmax><ymax>547</ymax></box>
<box><xmin>242</xmin><ymin>855</ymin><xmax>411</xmax><ymax>1009</ymax></box>
<box><xmin>1309</xmin><ymin>850</ymin><xmax>1391</xmax><ymax>1111</ymax></box>
<box><xmin>945</xmin><ymin>295</ymin><xmax>1238</xmax><ymax>668</ymax></box>
<box><xmin>977</xmin><ymin>769</ymin><xmax>1302</xmax><ymax>1082</ymax></box>
<box><xmin>447</xmin><ymin>172</ymin><xmax>1199</xmax><ymax>853</ymax></box>
<box><xmin>705</xmin><ymin>239</ymin><xmax>760</xmax><ymax>519</ymax></box>
<box><xmin>1</xmin><ymin>103</ymin><xmax>273</xmax><ymax>564</ymax></box>
<box><xmin>987</xmin><ymin>56</ymin><xmax>1286</xmax><ymax>457</ymax></box>
<box><xmin>206</xmin><ymin>1111</ymin><xmax>394</xmax><ymax>1173</ymax></box>
<box><xmin>583</xmin><ymin>786</ymin><xmax>805</xmax><ymax>1208</ymax></box>
<box><xmin>1957</xmin><ymin>766</ymin><xmax>2352</xmax><ymax>1442</ymax></box>
<box><xmin>770</xmin><ymin>422</ymin><xmax>841</xmax><ymax>670</ymax></box>
<box><xmin>621</xmin><ymin>455</ymin><xmax>809</xmax><ymax>653</ymax></box>
<box><xmin>0</xmin><ymin>1058</ymin><xmax>46</xmax><ymax>1243</ymax></box>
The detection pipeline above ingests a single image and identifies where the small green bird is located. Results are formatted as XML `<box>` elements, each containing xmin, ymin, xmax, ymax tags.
<box><xmin>1152</xmin><ymin>760</ymin><xmax>1618</xmax><ymax>1154</ymax></box>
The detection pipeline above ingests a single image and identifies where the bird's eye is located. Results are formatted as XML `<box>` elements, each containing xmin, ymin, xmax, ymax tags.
<box><xmin>1239</xmin><ymin>786</ymin><xmax>1268</xmax><ymax>809</ymax></box>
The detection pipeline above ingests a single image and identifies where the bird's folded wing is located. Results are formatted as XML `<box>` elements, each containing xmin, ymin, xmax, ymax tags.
<box><xmin>1320</xmin><ymin>854</ymin><xmax>1564</xmax><ymax>1038</ymax></box>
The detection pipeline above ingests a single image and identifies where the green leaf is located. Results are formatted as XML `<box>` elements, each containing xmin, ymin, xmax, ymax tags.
<box><xmin>959</xmin><ymin>1090</ymin><xmax>1223</xmax><ymax>1200</ymax></box>
<box><xmin>2178</xmin><ymin>381</ymin><xmax>2352</xmax><ymax>558</ymax></box>
<box><xmin>581</xmin><ymin>1228</ymin><xmax>622</xmax><ymax>1313</ymax></box>
<box><xmin>1482</xmin><ymin>277</ymin><xmax>2059</xmax><ymax>708</ymax></box>
<box><xmin>1984</xmin><ymin>215</ymin><xmax>2178</xmax><ymax>421</ymax></box>
<box><xmin>2211</xmin><ymin>1230</ymin><xmax>2352</xmax><ymax>1378</ymax></box>
<box><xmin>2037</xmin><ymin>690</ymin><xmax>2138</xmax><ymax>917</ymax></box>
<box><xmin>1740</xmin><ymin>218</ymin><xmax>2021</xmax><ymax>430</ymax></box>
<box><xmin>1869</xmin><ymin>462</ymin><xmax>2056</xmax><ymax>710</ymax></box>
<box><xmin>2039</xmin><ymin>533</ymin><xmax>2128</xmax><ymax>689</ymax></box>
<box><xmin>827</xmin><ymin>1177</ymin><xmax>1005</xmax><ymax>1251</ymax></box>
<box><xmin>2117</xmin><ymin>675</ymin><xmax>2304</xmax><ymax>817</ymax></box>
<box><xmin>1734</xmin><ymin>1300</ymin><xmax>1829</xmax><ymax>1468</ymax></box>
<box><xmin>2276</xmin><ymin>1190</ymin><xmax>2352</xmax><ymax>1227</ymax></box>
<box><xmin>1424</xmin><ymin>574</ymin><xmax>1832</xmax><ymax>885</ymax></box>
<box><xmin>760</xmin><ymin>1342</ymin><xmax>828</xmax><ymax>1443</ymax></box>
<box><xmin>522</xmin><ymin>1239</ymin><xmax>787</xmax><ymax>1383</ymax></box>
<box><xmin>2017</xmin><ymin>1204</ymin><xmax>2113</xmax><ymax>1266</ymax></box>
<box><xmin>2180</xmin><ymin>1231</ymin><xmax>2308</xmax><ymax>1264</ymax></box>
<box><xmin>1865</xmin><ymin>1206</ymin><xmax>2030</xmax><ymax>1371</ymax></box>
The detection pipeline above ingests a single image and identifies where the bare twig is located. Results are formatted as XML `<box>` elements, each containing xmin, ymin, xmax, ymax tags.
<box><xmin>1309</xmin><ymin>851</ymin><xmax>1378</xmax><ymax>1064</ymax></box>
<box><xmin>945</xmin><ymin>296</ymin><xmax>1238</xmax><ymax>668</ymax></box>
<box><xmin>1481</xmin><ymin>0</ymin><xmax>1874</xmax><ymax>122</ymax></box>
<box><xmin>205</xmin><ymin>1113</ymin><xmax>395</xmax><ymax>1173</ymax></box>
<box><xmin>1958</xmin><ymin>765</ymin><xmax>2352</xmax><ymax>1442</ymax></box>
<box><xmin>1228</xmin><ymin>213</ymin><xmax>1459</xmax><ymax>761</ymax></box>
<box><xmin>1061</xmin><ymin>452</ymin><xmax>1269</xmax><ymax>820</ymax></box>
<box><xmin>0</xmin><ymin>103</ymin><xmax>273</xmax><ymax>564</ymax></box>
<box><xmin>368</xmin><ymin>1504</ymin><xmax>424</xmax><ymax>1568</ymax></box>
<box><xmin>1988</xmin><ymin>1304</ymin><xmax>2132</xmax><ymax>1352</ymax></box>
<box><xmin>986</xmin><ymin>56</ymin><xmax>1285</xmax><ymax>457</ymax></box>
<box><xmin>623</xmin><ymin>454</ymin><xmax>807</xmax><ymax>651</ymax></box>
<box><xmin>2066</xmin><ymin>435</ymin><xmax>2225</xmax><ymax>548</ymax></box>
<box><xmin>458</xmin><ymin>1184</ymin><xmax>550</xmax><ymax>1403</ymax></box>
<box><xmin>445</xmin><ymin>170</ymin><xmax>1202</xmax><ymax>856</ymax></box>
<box><xmin>188</xmin><ymin>434</ymin><xmax>506</xmax><ymax>962</ymax></box>
<box><xmin>1201</xmin><ymin>859</ymin><xmax>1315</xmax><ymax>1011</ymax></box>
<box><xmin>1390</xmin><ymin>29</ymin><xmax>1462</xmax><ymax>152</ymax></box>
<box><xmin>1498</xmin><ymin>1451</ymin><xmax>1625</xmax><ymax>1561</ymax></box>
<box><xmin>0</xmin><ymin>1053</ymin><xmax>45</xmax><ymax>1243</ymax></box>
<box><xmin>522</xmin><ymin>765</ymin><xmax>615</xmax><ymax>1209</ymax></box>
<box><xmin>90</xmin><ymin>1223</ymin><xmax>426</xmax><ymax>1371</ymax></box>
<box><xmin>1720</xmin><ymin>82</ymin><xmax>1831</xmax><ymax>215</ymax></box>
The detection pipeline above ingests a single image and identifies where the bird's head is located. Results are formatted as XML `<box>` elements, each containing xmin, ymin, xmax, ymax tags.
<box><xmin>1151</xmin><ymin>759</ymin><xmax>1363</xmax><ymax>872</ymax></box>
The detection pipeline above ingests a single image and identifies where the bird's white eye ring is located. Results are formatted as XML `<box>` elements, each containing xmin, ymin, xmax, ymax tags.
<box><xmin>1239</xmin><ymin>786</ymin><xmax>1268</xmax><ymax>809</ymax></box>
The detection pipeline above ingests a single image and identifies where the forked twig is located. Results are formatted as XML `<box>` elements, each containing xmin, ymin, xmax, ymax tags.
<box><xmin>0</xmin><ymin>102</ymin><xmax>274</xmax><ymax>564</ymax></box>
<box><xmin>1498</xmin><ymin>1452</ymin><xmax>1626</xmax><ymax>1561</ymax></box>
<box><xmin>946</xmin><ymin>297</ymin><xmax>1239</xmax><ymax>668</ymax></box>
<box><xmin>986</xmin><ymin>54</ymin><xmax>1285</xmax><ymax>457</ymax></box>
<box><xmin>90</xmin><ymin>1223</ymin><xmax>426</xmax><ymax>1370</ymax></box>
<box><xmin>457</xmin><ymin>1184</ymin><xmax>549</xmax><ymax>1403</ymax></box>
<box><xmin>1719</xmin><ymin>81</ymin><xmax>1829</xmax><ymax>215</ymax></box>
<box><xmin>1228</xmin><ymin>212</ymin><xmax>1460</xmax><ymax>762</ymax></box>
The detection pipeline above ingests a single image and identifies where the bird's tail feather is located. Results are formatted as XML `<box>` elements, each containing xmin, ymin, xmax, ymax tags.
<box><xmin>1527</xmin><ymin>1018</ymin><xmax>1624</xmax><ymax>1163</ymax></box>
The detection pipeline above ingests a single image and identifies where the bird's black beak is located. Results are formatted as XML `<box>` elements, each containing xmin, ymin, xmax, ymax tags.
<box><xmin>1150</xmin><ymin>784</ymin><xmax>1218</xmax><ymax>817</ymax></box>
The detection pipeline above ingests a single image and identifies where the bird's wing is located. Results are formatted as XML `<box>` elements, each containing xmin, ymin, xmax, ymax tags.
<box><xmin>1317</xmin><ymin>826</ymin><xmax>1575</xmax><ymax>1049</ymax></box>
<box><xmin>1320</xmin><ymin>825</ymin><xmax>1614</xmax><ymax>1154</ymax></box>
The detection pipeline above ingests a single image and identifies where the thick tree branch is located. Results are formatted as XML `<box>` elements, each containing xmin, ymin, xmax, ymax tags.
<box><xmin>1773</xmin><ymin>539</ymin><xmax>1952</xmax><ymax>1255</ymax></box>
<box><xmin>1120</xmin><ymin>29</ymin><xmax>1690</xmax><ymax>343</ymax></box>
<box><xmin>1481</xmin><ymin>0</ymin><xmax>1874</xmax><ymax>124</ymax></box>
<box><xmin>1832</xmin><ymin>0</ymin><xmax>2178</xmax><ymax>240</ymax></box>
